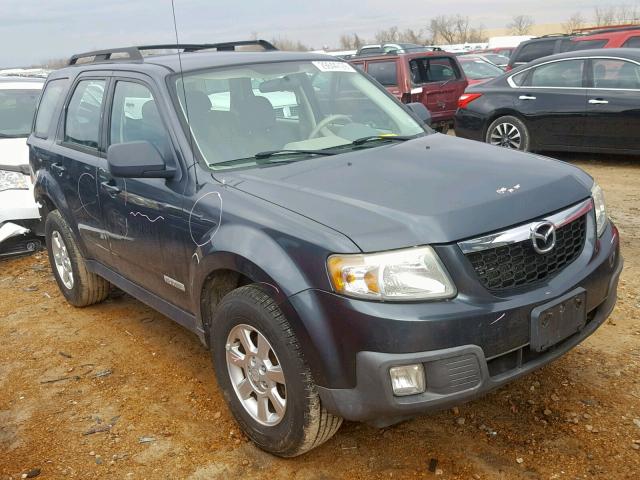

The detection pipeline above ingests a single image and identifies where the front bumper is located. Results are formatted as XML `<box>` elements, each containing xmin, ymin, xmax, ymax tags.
<box><xmin>288</xmin><ymin>221</ymin><xmax>621</xmax><ymax>425</ymax></box>
<box><xmin>0</xmin><ymin>188</ymin><xmax>43</xmax><ymax>257</ymax></box>
<box><xmin>318</xmin><ymin>257</ymin><xmax>620</xmax><ymax>426</ymax></box>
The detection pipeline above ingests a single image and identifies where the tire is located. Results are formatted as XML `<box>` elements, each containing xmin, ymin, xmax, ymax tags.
<box><xmin>485</xmin><ymin>115</ymin><xmax>530</xmax><ymax>151</ymax></box>
<box><xmin>45</xmin><ymin>210</ymin><xmax>110</xmax><ymax>307</ymax></box>
<box><xmin>210</xmin><ymin>285</ymin><xmax>342</xmax><ymax>457</ymax></box>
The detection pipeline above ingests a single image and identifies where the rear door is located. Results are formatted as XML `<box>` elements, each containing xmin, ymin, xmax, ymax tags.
<box><xmin>584</xmin><ymin>57</ymin><xmax>640</xmax><ymax>152</ymax></box>
<box><xmin>509</xmin><ymin>58</ymin><xmax>587</xmax><ymax>149</ymax></box>
<box><xmin>410</xmin><ymin>56</ymin><xmax>467</xmax><ymax>123</ymax></box>
<box><xmin>45</xmin><ymin>75</ymin><xmax>112</xmax><ymax>262</ymax></box>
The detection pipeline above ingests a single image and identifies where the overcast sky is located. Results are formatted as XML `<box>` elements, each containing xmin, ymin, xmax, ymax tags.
<box><xmin>0</xmin><ymin>0</ymin><xmax>634</xmax><ymax>67</ymax></box>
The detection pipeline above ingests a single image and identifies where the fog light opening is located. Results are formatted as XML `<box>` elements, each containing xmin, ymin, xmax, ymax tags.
<box><xmin>389</xmin><ymin>364</ymin><xmax>426</xmax><ymax>396</ymax></box>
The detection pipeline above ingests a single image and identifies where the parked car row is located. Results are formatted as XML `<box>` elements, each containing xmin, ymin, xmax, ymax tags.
<box><xmin>455</xmin><ymin>48</ymin><xmax>640</xmax><ymax>154</ymax></box>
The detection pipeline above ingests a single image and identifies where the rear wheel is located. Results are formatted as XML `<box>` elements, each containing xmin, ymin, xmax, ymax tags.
<box><xmin>485</xmin><ymin>115</ymin><xmax>530</xmax><ymax>151</ymax></box>
<box><xmin>45</xmin><ymin>211</ymin><xmax>110</xmax><ymax>307</ymax></box>
<box><xmin>210</xmin><ymin>285</ymin><xmax>342</xmax><ymax>457</ymax></box>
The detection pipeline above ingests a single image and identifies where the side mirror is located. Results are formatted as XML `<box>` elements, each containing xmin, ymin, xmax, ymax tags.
<box><xmin>107</xmin><ymin>141</ymin><xmax>175</xmax><ymax>179</ymax></box>
<box><xmin>406</xmin><ymin>102</ymin><xmax>432</xmax><ymax>125</ymax></box>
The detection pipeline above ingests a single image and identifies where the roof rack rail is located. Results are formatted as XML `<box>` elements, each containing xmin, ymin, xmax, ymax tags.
<box><xmin>571</xmin><ymin>23</ymin><xmax>640</xmax><ymax>34</ymax></box>
<box><xmin>68</xmin><ymin>40</ymin><xmax>278</xmax><ymax>65</ymax></box>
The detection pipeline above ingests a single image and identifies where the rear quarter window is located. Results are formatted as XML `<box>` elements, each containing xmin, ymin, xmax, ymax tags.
<box><xmin>622</xmin><ymin>36</ymin><xmax>640</xmax><ymax>48</ymax></box>
<box><xmin>367</xmin><ymin>61</ymin><xmax>398</xmax><ymax>86</ymax></box>
<box><xmin>514</xmin><ymin>41</ymin><xmax>556</xmax><ymax>63</ymax></box>
<box><xmin>34</xmin><ymin>79</ymin><xmax>68</xmax><ymax>138</ymax></box>
<box><xmin>569</xmin><ymin>39</ymin><xmax>608</xmax><ymax>51</ymax></box>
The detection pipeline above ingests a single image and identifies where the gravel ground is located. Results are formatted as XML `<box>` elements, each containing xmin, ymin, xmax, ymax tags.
<box><xmin>1</xmin><ymin>153</ymin><xmax>639</xmax><ymax>480</ymax></box>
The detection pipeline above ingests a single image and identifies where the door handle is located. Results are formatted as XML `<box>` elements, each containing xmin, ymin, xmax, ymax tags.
<box><xmin>51</xmin><ymin>163</ymin><xmax>66</xmax><ymax>176</ymax></box>
<box><xmin>518</xmin><ymin>95</ymin><xmax>537</xmax><ymax>100</ymax></box>
<box><xmin>589</xmin><ymin>98</ymin><xmax>609</xmax><ymax>104</ymax></box>
<box><xmin>100</xmin><ymin>181</ymin><xmax>121</xmax><ymax>196</ymax></box>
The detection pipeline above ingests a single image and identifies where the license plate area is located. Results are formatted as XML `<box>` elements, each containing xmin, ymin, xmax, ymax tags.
<box><xmin>530</xmin><ymin>288</ymin><xmax>587</xmax><ymax>352</ymax></box>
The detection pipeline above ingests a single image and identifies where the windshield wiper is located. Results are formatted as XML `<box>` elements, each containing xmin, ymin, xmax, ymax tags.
<box><xmin>350</xmin><ymin>135</ymin><xmax>416</xmax><ymax>146</ymax></box>
<box><xmin>254</xmin><ymin>149</ymin><xmax>337</xmax><ymax>160</ymax></box>
<box><xmin>211</xmin><ymin>149</ymin><xmax>337</xmax><ymax>169</ymax></box>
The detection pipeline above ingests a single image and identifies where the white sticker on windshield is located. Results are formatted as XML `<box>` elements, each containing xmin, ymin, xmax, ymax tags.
<box><xmin>312</xmin><ymin>61</ymin><xmax>356</xmax><ymax>73</ymax></box>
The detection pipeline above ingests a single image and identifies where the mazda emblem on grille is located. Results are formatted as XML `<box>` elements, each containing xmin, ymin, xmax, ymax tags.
<box><xmin>530</xmin><ymin>221</ymin><xmax>557</xmax><ymax>254</ymax></box>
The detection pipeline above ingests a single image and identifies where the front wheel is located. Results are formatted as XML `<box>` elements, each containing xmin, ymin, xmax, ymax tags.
<box><xmin>485</xmin><ymin>115</ymin><xmax>530</xmax><ymax>151</ymax></box>
<box><xmin>210</xmin><ymin>285</ymin><xmax>342</xmax><ymax>457</ymax></box>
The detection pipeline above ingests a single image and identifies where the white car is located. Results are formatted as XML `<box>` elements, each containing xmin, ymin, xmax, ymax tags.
<box><xmin>0</xmin><ymin>77</ymin><xmax>44</xmax><ymax>257</ymax></box>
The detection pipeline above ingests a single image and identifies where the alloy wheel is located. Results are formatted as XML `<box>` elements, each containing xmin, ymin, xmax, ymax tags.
<box><xmin>225</xmin><ymin>324</ymin><xmax>287</xmax><ymax>426</ymax></box>
<box><xmin>51</xmin><ymin>230</ymin><xmax>74</xmax><ymax>290</ymax></box>
<box><xmin>490</xmin><ymin>122</ymin><xmax>522</xmax><ymax>149</ymax></box>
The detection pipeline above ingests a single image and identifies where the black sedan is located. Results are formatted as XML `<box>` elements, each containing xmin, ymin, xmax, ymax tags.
<box><xmin>455</xmin><ymin>49</ymin><xmax>640</xmax><ymax>154</ymax></box>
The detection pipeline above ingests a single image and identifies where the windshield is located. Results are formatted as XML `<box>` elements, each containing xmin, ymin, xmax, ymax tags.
<box><xmin>0</xmin><ymin>88</ymin><xmax>41</xmax><ymax>137</ymax></box>
<box><xmin>460</xmin><ymin>59</ymin><xmax>504</xmax><ymax>79</ymax></box>
<box><xmin>175</xmin><ymin>60</ymin><xmax>426</xmax><ymax>169</ymax></box>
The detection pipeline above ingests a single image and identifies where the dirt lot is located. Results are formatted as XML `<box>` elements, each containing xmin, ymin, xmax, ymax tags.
<box><xmin>1</xmin><ymin>153</ymin><xmax>640</xmax><ymax>480</ymax></box>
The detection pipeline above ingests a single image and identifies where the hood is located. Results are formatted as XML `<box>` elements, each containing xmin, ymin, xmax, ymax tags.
<box><xmin>224</xmin><ymin>134</ymin><xmax>593</xmax><ymax>252</ymax></box>
<box><xmin>0</xmin><ymin>138</ymin><xmax>29</xmax><ymax>167</ymax></box>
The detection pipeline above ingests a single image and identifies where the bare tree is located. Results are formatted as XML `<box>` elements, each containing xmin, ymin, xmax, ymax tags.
<box><xmin>562</xmin><ymin>12</ymin><xmax>585</xmax><ymax>33</ymax></box>
<box><xmin>40</xmin><ymin>58</ymin><xmax>68</xmax><ymax>69</ymax></box>
<box><xmin>430</xmin><ymin>15</ymin><xmax>458</xmax><ymax>44</ymax></box>
<box><xmin>374</xmin><ymin>26</ymin><xmax>400</xmax><ymax>44</ymax></box>
<box><xmin>339</xmin><ymin>33</ymin><xmax>364</xmax><ymax>50</ymax></box>
<box><xmin>507</xmin><ymin>15</ymin><xmax>534</xmax><ymax>35</ymax></box>
<box><xmin>615</xmin><ymin>4</ymin><xmax>640</xmax><ymax>23</ymax></box>
<box><xmin>594</xmin><ymin>6</ymin><xmax>615</xmax><ymax>26</ymax></box>
<box><xmin>429</xmin><ymin>15</ymin><xmax>484</xmax><ymax>44</ymax></box>
<box><xmin>270</xmin><ymin>37</ymin><xmax>309</xmax><ymax>51</ymax></box>
<box><xmin>594</xmin><ymin>5</ymin><xmax>640</xmax><ymax>26</ymax></box>
<box><xmin>399</xmin><ymin>28</ymin><xmax>429</xmax><ymax>45</ymax></box>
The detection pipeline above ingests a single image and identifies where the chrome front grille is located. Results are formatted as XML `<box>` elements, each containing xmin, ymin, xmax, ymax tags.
<box><xmin>458</xmin><ymin>199</ymin><xmax>592</xmax><ymax>292</ymax></box>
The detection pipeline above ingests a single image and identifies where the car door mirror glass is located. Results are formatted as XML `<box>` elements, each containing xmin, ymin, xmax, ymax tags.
<box><xmin>107</xmin><ymin>141</ymin><xmax>174</xmax><ymax>178</ymax></box>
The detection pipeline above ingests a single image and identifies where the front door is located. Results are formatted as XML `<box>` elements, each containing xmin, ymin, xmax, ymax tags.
<box><xmin>98</xmin><ymin>77</ymin><xmax>192</xmax><ymax>310</ymax></box>
<box><xmin>585</xmin><ymin>57</ymin><xmax>640</xmax><ymax>152</ymax></box>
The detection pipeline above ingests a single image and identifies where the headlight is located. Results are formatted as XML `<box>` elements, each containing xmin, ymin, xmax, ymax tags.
<box><xmin>591</xmin><ymin>182</ymin><xmax>607</xmax><ymax>237</ymax></box>
<box><xmin>0</xmin><ymin>169</ymin><xmax>29</xmax><ymax>192</ymax></box>
<box><xmin>327</xmin><ymin>246</ymin><xmax>456</xmax><ymax>301</ymax></box>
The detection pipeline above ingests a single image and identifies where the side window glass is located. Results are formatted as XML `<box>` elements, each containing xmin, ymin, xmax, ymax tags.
<box><xmin>518</xmin><ymin>41</ymin><xmax>555</xmax><ymax>63</ymax></box>
<box><xmin>592</xmin><ymin>59</ymin><xmax>640</xmax><ymax>90</ymax></box>
<box><xmin>35</xmin><ymin>79</ymin><xmax>68</xmax><ymax>138</ymax></box>
<box><xmin>510</xmin><ymin>71</ymin><xmax>528</xmax><ymax>86</ymax></box>
<box><xmin>109</xmin><ymin>81</ymin><xmax>169</xmax><ymax>156</ymax></box>
<box><xmin>367</xmin><ymin>61</ymin><xmax>398</xmax><ymax>86</ymax></box>
<box><xmin>65</xmin><ymin>79</ymin><xmax>106</xmax><ymax>149</ymax></box>
<box><xmin>530</xmin><ymin>60</ymin><xmax>584</xmax><ymax>88</ymax></box>
<box><xmin>425</xmin><ymin>57</ymin><xmax>458</xmax><ymax>82</ymax></box>
<box><xmin>622</xmin><ymin>36</ymin><xmax>640</xmax><ymax>48</ymax></box>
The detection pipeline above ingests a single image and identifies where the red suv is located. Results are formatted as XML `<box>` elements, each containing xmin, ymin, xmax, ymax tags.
<box><xmin>350</xmin><ymin>52</ymin><xmax>468</xmax><ymax>131</ymax></box>
<box><xmin>570</xmin><ymin>25</ymin><xmax>640</xmax><ymax>49</ymax></box>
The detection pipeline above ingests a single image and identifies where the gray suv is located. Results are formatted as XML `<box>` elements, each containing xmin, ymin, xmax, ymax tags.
<box><xmin>28</xmin><ymin>41</ymin><xmax>622</xmax><ymax>456</ymax></box>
